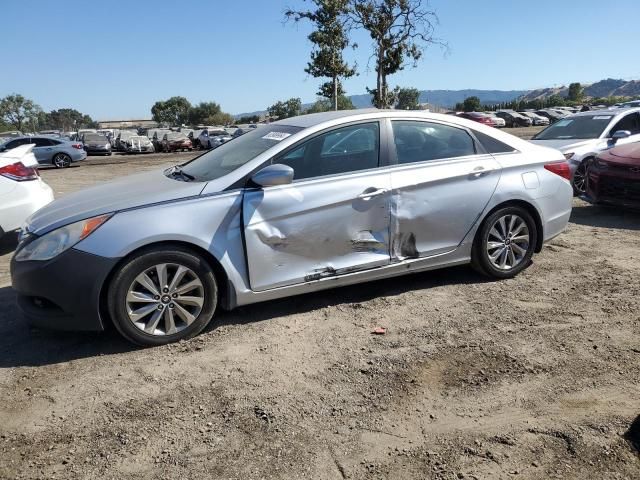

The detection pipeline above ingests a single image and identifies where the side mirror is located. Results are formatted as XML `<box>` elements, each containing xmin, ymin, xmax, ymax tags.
<box><xmin>611</xmin><ymin>130</ymin><xmax>631</xmax><ymax>142</ymax></box>
<box><xmin>251</xmin><ymin>164</ymin><xmax>294</xmax><ymax>187</ymax></box>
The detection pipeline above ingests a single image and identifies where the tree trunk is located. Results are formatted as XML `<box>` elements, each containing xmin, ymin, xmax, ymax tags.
<box><xmin>376</xmin><ymin>47</ymin><xmax>384</xmax><ymax>108</ymax></box>
<box><xmin>333</xmin><ymin>75</ymin><xmax>338</xmax><ymax>111</ymax></box>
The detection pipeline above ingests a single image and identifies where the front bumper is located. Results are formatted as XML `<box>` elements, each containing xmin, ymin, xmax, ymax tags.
<box><xmin>85</xmin><ymin>146</ymin><xmax>111</xmax><ymax>155</ymax></box>
<box><xmin>126</xmin><ymin>146</ymin><xmax>155</xmax><ymax>153</ymax></box>
<box><xmin>11</xmin><ymin>248</ymin><xmax>119</xmax><ymax>331</ymax></box>
<box><xmin>587</xmin><ymin>168</ymin><xmax>640</xmax><ymax>210</ymax></box>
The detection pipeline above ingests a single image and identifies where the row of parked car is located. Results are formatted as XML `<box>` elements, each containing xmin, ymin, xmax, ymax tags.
<box><xmin>83</xmin><ymin>124</ymin><xmax>260</xmax><ymax>156</ymax></box>
<box><xmin>450</xmin><ymin>108</ymin><xmax>583</xmax><ymax>128</ymax></box>
<box><xmin>0</xmin><ymin>124</ymin><xmax>261</xmax><ymax>164</ymax></box>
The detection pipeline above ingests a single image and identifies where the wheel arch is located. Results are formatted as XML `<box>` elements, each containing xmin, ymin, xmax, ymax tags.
<box><xmin>98</xmin><ymin>240</ymin><xmax>236</xmax><ymax>330</ymax></box>
<box><xmin>475</xmin><ymin>199</ymin><xmax>544</xmax><ymax>253</ymax></box>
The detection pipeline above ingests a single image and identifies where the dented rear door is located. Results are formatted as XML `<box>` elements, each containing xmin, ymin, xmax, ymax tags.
<box><xmin>242</xmin><ymin>121</ymin><xmax>392</xmax><ymax>291</ymax></box>
<box><xmin>388</xmin><ymin>120</ymin><xmax>501</xmax><ymax>260</ymax></box>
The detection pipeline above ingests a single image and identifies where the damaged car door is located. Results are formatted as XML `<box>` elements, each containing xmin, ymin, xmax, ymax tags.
<box><xmin>388</xmin><ymin>120</ymin><xmax>501</xmax><ymax>259</ymax></box>
<box><xmin>242</xmin><ymin>121</ymin><xmax>391</xmax><ymax>291</ymax></box>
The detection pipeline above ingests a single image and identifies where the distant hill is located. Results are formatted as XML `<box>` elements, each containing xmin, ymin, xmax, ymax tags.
<box><xmin>235</xmin><ymin>88</ymin><xmax>525</xmax><ymax>118</ymax></box>
<box><xmin>234</xmin><ymin>78</ymin><xmax>639</xmax><ymax>118</ymax></box>
<box><xmin>520</xmin><ymin>78</ymin><xmax>640</xmax><ymax>101</ymax></box>
<box><xmin>349</xmin><ymin>89</ymin><xmax>526</xmax><ymax>109</ymax></box>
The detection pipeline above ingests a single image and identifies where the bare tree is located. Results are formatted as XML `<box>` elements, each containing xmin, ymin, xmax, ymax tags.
<box><xmin>350</xmin><ymin>0</ymin><xmax>445</xmax><ymax>108</ymax></box>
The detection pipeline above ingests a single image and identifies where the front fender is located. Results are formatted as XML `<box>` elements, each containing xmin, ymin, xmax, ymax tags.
<box><xmin>74</xmin><ymin>191</ymin><xmax>250</xmax><ymax>297</ymax></box>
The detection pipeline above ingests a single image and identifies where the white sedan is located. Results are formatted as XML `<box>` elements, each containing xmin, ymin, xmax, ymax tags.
<box><xmin>0</xmin><ymin>144</ymin><xmax>54</xmax><ymax>238</ymax></box>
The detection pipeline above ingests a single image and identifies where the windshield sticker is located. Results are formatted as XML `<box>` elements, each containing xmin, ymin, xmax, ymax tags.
<box><xmin>262</xmin><ymin>132</ymin><xmax>292</xmax><ymax>141</ymax></box>
<box><xmin>555</xmin><ymin>120</ymin><xmax>573</xmax><ymax>127</ymax></box>
<box><xmin>592</xmin><ymin>115</ymin><xmax>612</xmax><ymax>120</ymax></box>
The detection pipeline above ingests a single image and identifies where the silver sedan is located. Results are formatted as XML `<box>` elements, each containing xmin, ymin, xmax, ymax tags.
<box><xmin>12</xmin><ymin>110</ymin><xmax>573</xmax><ymax>345</ymax></box>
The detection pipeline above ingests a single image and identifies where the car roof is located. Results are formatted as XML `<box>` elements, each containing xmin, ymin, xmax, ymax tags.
<box><xmin>7</xmin><ymin>135</ymin><xmax>65</xmax><ymax>142</ymax></box>
<box><xmin>568</xmin><ymin>107</ymin><xmax>640</xmax><ymax>118</ymax></box>
<box><xmin>270</xmin><ymin>108</ymin><xmax>535</xmax><ymax>151</ymax></box>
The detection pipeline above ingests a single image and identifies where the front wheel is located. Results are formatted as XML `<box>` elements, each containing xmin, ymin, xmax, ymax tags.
<box><xmin>107</xmin><ymin>246</ymin><xmax>218</xmax><ymax>346</ymax></box>
<box><xmin>572</xmin><ymin>160</ymin><xmax>588</xmax><ymax>196</ymax></box>
<box><xmin>52</xmin><ymin>153</ymin><xmax>71</xmax><ymax>168</ymax></box>
<box><xmin>471</xmin><ymin>206</ymin><xmax>537</xmax><ymax>279</ymax></box>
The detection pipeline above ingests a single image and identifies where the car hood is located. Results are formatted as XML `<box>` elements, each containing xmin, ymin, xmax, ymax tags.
<box><xmin>600</xmin><ymin>143</ymin><xmax>640</xmax><ymax>165</ymax></box>
<box><xmin>26</xmin><ymin>169</ymin><xmax>206</xmax><ymax>236</ymax></box>
<box><xmin>529</xmin><ymin>138</ymin><xmax>598</xmax><ymax>151</ymax></box>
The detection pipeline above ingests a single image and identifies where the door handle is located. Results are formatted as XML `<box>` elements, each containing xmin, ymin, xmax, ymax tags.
<box><xmin>470</xmin><ymin>166</ymin><xmax>488</xmax><ymax>178</ymax></box>
<box><xmin>357</xmin><ymin>187</ymin><xmax>389</xmax><ymax>200</ymax></box>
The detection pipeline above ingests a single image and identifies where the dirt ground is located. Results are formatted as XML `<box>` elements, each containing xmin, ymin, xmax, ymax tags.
<box><xmin>0</xmin><ymin>131</ymin><xmax>639</xmax><ymax>479</ymax></box>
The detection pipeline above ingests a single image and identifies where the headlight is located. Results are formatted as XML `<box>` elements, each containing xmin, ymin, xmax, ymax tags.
<box><xmin>593</xmin><ymin>157</ymin><xmax>608</xmax><ymax>169</ymax></box>
<box><xmin>563</xmin><ymin>152</ymin><xmax>575</xmax><ymax>160</ymax></box>
<box><xmin>15</xmin><ymin>214</ymin><xmax>111</xmax><ymax>262</ymax></box>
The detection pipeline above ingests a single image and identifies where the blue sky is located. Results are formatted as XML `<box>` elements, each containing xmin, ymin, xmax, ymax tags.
<box><xmin>2</xmin><ymin>0</ymin><xmax>638</xmax><ymax>119</ymax></box>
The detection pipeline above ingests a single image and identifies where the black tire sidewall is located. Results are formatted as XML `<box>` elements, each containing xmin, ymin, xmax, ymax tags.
<box><xmin>474</xmin><ymin>206</ymin><xmax>537</xmax><ymax>279</ymax></box>
<box><xmin>108</xmin><ymin>247</ymin><xmax>218</xmax><ymax>346</ymax></box>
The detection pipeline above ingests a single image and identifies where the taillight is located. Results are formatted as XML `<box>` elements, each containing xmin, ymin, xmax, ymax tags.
<box><xmin>0</xmin><ymin>162</ymin><xmax>39</xmax><ymax>181</ymax></box>
<box><xmin>544</xmin><ymin>161</ymin><xmax>571</xmax><ymax>181</ymax></box>
<box><xmin>72</xmin><ymin>143</ymin><xmax>83</xmax><ymax>149</ymax></box>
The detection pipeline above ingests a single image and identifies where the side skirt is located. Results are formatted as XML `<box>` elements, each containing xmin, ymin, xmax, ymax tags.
<box><xmin>233</xmin><ymin>247</ymin><xmax>472</xmax><ymax>307</ymax></box>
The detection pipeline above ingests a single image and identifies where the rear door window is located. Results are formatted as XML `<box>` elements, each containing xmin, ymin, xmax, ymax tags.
<box><xmin>391</xmin><ymin>121</ymin><xmax>476</xmax><ymax>164</ymax></box>
<box><xmin>32</xmin><ymin>138</ymin><xmax>54</xmax><ymax>147</ymax></box>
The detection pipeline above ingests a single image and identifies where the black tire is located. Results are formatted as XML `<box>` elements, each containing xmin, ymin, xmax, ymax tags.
<box><xmin>107</xmin><ymin>246</ymin><xmax>218</xmax><ymax>346</ymax></box>
<box><xmin>471</xmin><ymin>206</ymin><xmax>537</xmax><ymax>279</ymax></box>
<box><xmin>572</xmin><ymin>159</ymin><xmax>589</xmax><ymax>196</ymax></box>
<box><xmin>52</xmin><ymin>153</ymin><xmax>72</xmax><ymax>168</ymax></box>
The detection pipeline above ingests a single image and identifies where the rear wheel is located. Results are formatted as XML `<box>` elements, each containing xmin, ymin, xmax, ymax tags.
<box><xmin>471</xmin><ymin>206</ymin><xmax>537</xmax><ymax>279</ymax></box>
<box><xmin>52</xmin><ymin>153</ymin><xmax>71</xmax><ymax>168</ymax></box>
<box><xmin>107</xmin><ymin>246</ymin><xmax>218</xmax><ymax>346</ymax></box>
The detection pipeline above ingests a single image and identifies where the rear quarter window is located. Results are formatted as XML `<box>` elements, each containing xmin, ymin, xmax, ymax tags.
<box><xmin>473</xmin><ymin>131</ymin><xmax>517</xmax><ymax>154</ymax></box>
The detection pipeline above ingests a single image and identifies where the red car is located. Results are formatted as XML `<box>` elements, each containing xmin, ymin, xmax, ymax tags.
<box><xmin>587</xmin><ymin>142</ymin><xmax>640</xmax><ymax>209</ymax></box>
<box><xmin>457</xmin><ymin>111</ymin><xmax>499</xmax><ymax>127</ymax></box>
<box><xmin>161</xmin><ymin>132</ymin><xmax>193</xmax><ymax>153</ymax></box>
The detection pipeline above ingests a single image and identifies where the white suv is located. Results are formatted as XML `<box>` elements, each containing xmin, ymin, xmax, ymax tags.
<box><xmin>530</xmin><ymin>107</ymin><xmax>640</xmax><ymax>194</ymax></box>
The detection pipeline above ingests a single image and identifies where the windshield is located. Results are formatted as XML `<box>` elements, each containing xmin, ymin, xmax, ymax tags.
<box><xmin>533</xmin><ymin>115</ymin><xmax>612</xmax><ymax>140</ymax></box>
<box><xmin>208</xmin><ymin>130</ymin><xmax>228</xmax><ymax>137</ymax></box>
<box><xmin>84</xmin><ymin>134</ymin><xmax>106</xmax><ymax>142</ymax></box>
<box><xmin>181</xmin><ymin>125</ymin><xmax>302</xmax><ymax>181</ymax></box>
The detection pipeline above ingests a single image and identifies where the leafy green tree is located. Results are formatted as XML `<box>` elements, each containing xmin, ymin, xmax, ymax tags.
<box><xmin>151</xmin><ymin>96</ymin><xmax>192</xmax><ymax>126</ymax></box>
<box><xmin>267</xmin><ymin>98</ymin><xmax>303</xmax><ymax>120</ymax></box>
<box><xmin>286</xmin><ymin>0</ymin><xmax>356</xmax><ymax>111</ymax></box>
<box><xmin>0</xmin><ymin>94</ymin><xmax>42</xmax><ymax>131</ymax></box>
<box><xmin>350</xmin><ymin>0</ymin><xmax>445</xmax><ymax>108</ymax></box>
<box><xmin>546</xmin><ymin>94</ymin><xmax>565</xmax><ymax>107</ymax></box>
<box><xmin>463</xmin><ymin>96</ymin><xmax>481</xmax><ymax>112</ymax></box>
<box><xmin>42</xmin><ymin>108</ymin><xmax>97</xmax><ymax>131</ymax></box>
<box><xmin>189</xmin><ymin>102</ymin><xmax>223</xmax><ymax>125</ymax></box>
<box><xmin>206</xmin><ymin>112</ymin><xmax>234</xmax><ymax>126</ymax></box>
<box><xmin>567</xmin><ymin>83</ymin><xmax>583</xmax><ymax>102</ymax></box>
<box><xmin>305</xmin><ymin>95</ymin><xmax>355</xmax><ymax>114</ymax></box>
<box><xmin>238</xmin><ymin>115</ymin><xmax>261</xmax><ymax>124</ymax></box>
<box><xmin>396</xmin><ymin>87</ymin><xmax>421</xmax><ymax>110</ymax></box>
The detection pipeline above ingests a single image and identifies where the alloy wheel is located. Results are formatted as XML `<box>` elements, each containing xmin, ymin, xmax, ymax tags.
<box><xmin>573</xmin><ymin>162</ymin><xmax>587</xmax><ymax>194</ymax></box>
<box><xmin>53</xmin><ymin>153</ymin><xmax>70</xmax><ymax>168</ymax></box>
<box><xmin>125</xmin><ymin>263</ymin><xmax>205</xmax><ymax>336</ymax></box>
<box><xmin>486</xmin><ymin>214</ymin><xmax>530</xmax><ymax>271</ymax></box>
